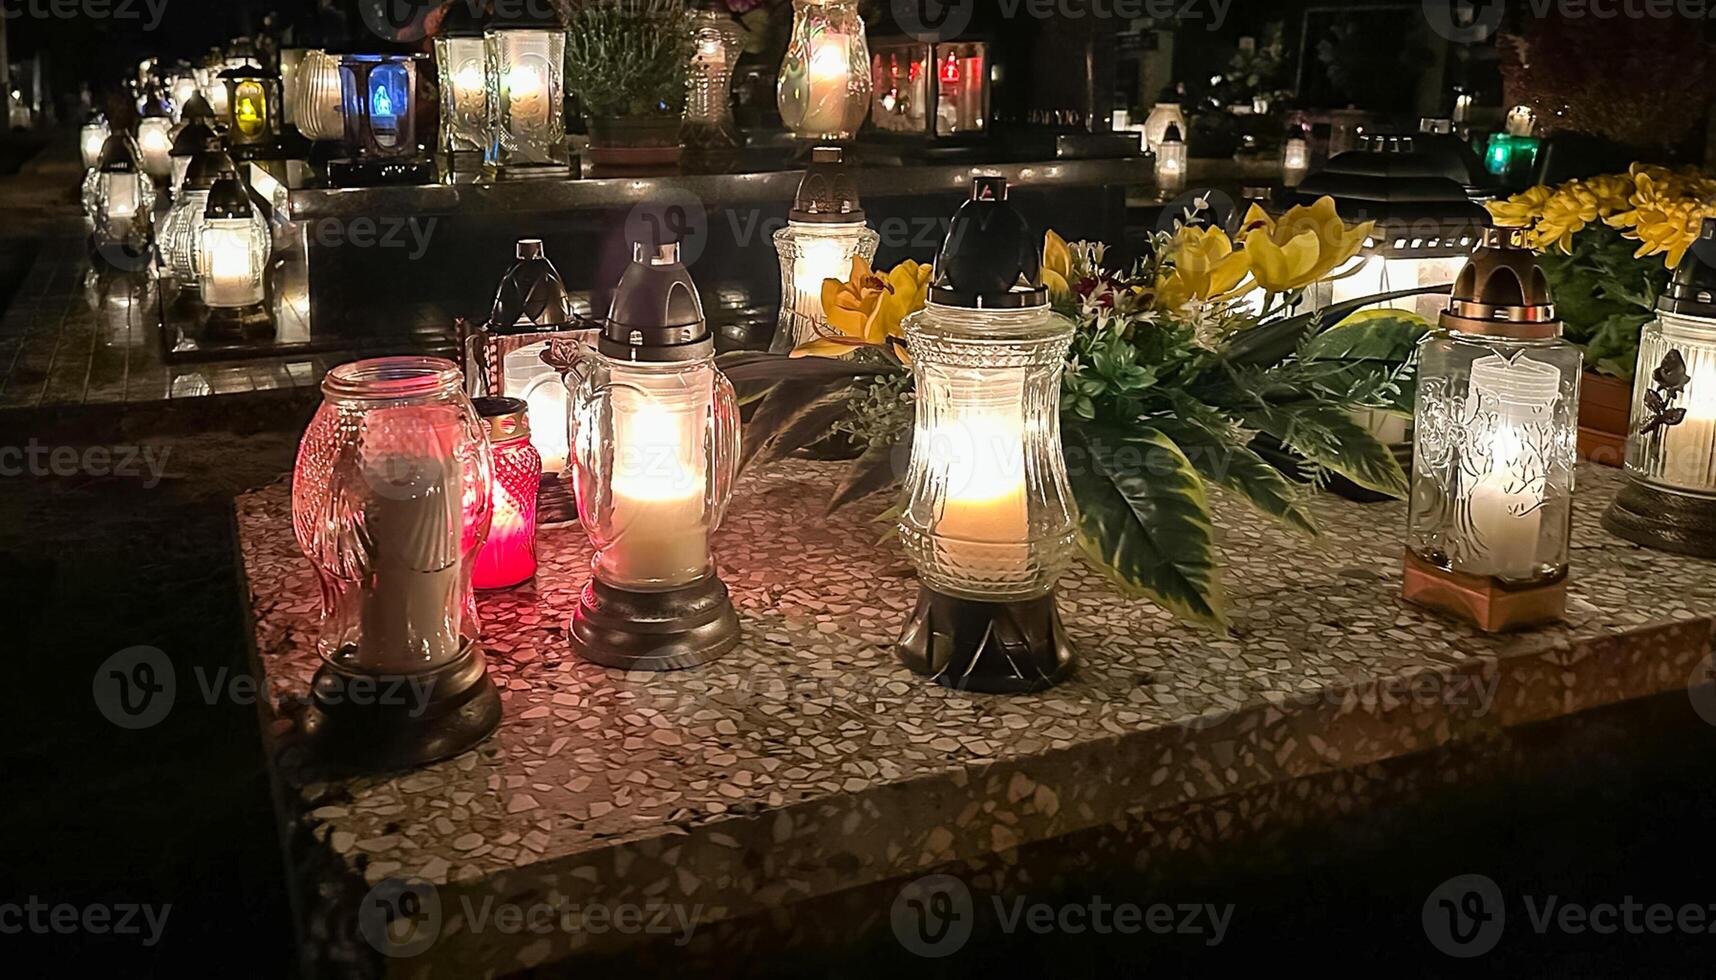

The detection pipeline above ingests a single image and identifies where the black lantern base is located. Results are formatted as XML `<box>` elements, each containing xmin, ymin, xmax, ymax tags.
<box><xmin>896</xmin><ymin>586</ymin><xmax>1075</xmax><ymax>694</ymax></box>
<box><xmin>489</xmin><ymin>162</ymin><xmax>573</xmax><ymax>182</ymax></box>
<box><xmin>302</xmin><ymin>642</ymin><xmax>501</xmax><ymax>771</ymax></box>
<box><xmin>1602</xmin><ymin>478</ymin><xmax>1716</xmax><ymax>559</ymax></box>
<box><xmin>570</xmin><ymin>574</ymin><xmax>741</xmax><ymax>671</ymax></box>
<box><xmin>200</xmin><ymin>302</ymin><xmax>275</xmax><ymax>342</ymax></box>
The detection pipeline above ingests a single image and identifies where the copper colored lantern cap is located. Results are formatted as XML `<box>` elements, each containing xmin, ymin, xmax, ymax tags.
<box><xmin>1439</xmin><ymin>228</ymin><xmax>1561</xmax><ymax>340</ymax></box>
<box><xmin>790</xmin><ymin>146</ymin><xmax>865</xmax><ymax>224</ymax></box>
<box><xmin>472</xmin><ymin>395</ymin><xmax>532</xmax><ymax>443</ymax></box>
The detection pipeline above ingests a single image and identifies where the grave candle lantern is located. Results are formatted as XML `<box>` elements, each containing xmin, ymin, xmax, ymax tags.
<box><xmin>1154</xmin><ymin>122</ymin><xmax>1187</xmax><ymax>195</ymax></box>
<box><xmin>685</xmin><ymin>6</ymin><xmax>746</xmax><ymax>148</ymax></box>
<box><xmin>196</xmin><ymin>174</ymin><xmax>273</xmax><ymax>332</ymax></box>
<box><xmin>291</xmin><ymin>357</ymin><xmax>500</xmax><ymax>769</ymax></box>
<box><xmin>484</xmin><ymin>6</ymin><xmax>569</xmax><ymax>178</ymax></box>
<box><xmin>160</xmin><ymin>148</ymin><xmax>237</xmax><ymax>283</ymax></box>
<box><xmin>1603</xmin><ymin>217</ymin><xmax>1716</xmax><ymax>558</ymax></box>
<box><xmin>136</xmin><ymin>90</ymin><xmax>175</xmax><ymax>181</ymax></box>
<box><xmin>291</xmin><ymin>49</ymin><xmax>346</xmax><ymax>142</ymax></box>
<box><xmin>1405</xmin><ymin>229</ymin><xmax>1581</xmax><ymax>631</ymax></box>
<box><xmin>434</xmin><ymin>5</ymin><xmax>490</xmax><ymax>172</ymax></box>
<box><xmin>770</xmin><ymin>146</ymin><xmax>879</xmax><ymax>353</ymax></box>
<box><xmin>218</xmin><ymin>62</ymin><xmax>282</xmax><ymax>158</ymax></box>
<box><xmin>564</xmin><ymin>241</ymin><xmax>741</xmax><ymax>670</ymax></box>
<box><xmin>168</xmin><ymin>116</ymin><xmax>218</xmax><ymax>195</ymax></box>
<box><xmin>896</xmin><ymin>177</ymin><xmax>1079</xmax><ymax>692</ymax></box>
<box><xmin>777</xmin><ymin>0</ymin><xmax>871</xmax><ymax>142</ymax></box>
<box><xmin>471</xmin><ymin>397</ymin><xmax>542</xmax><ymax>590</ymax></box>
<box><xmin>82</xmin><ymin>135</ymin><xmax>155</xmax><ymax>248</ymax></box>
<box><xmin>80</xmin><ymin>114</ymin><xmax>110</xmax><ymax>171</ymax></box>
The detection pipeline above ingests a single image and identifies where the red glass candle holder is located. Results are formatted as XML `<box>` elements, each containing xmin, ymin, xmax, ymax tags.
<box><xmin>472</xmin><ymin>397</ymin><xmax>542</xmax><ymax>589</ymax></box>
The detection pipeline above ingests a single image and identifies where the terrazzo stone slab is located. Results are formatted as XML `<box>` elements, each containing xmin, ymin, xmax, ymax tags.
<box><xmin>235</xmin><ymin>460</ymin><xmax>1716</xmax><ymax>978</ymax></box>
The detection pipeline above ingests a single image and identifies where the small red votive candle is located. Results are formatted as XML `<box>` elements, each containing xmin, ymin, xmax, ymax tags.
<box><xmin>472</xmin><ymin>397</ymin><xmax>541</xmax><ymax>590</ymax></box>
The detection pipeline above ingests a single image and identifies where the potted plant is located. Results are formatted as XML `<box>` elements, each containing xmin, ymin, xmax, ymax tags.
<box><xmin>563</xmin><ymin>0</ymin><xmax>692</xmax><ymax>171</ymax></box>
<box><xmin>1488</xmin><ymin>166</ymin><xmax>1716</xmax><ymax>465</ymax></box>
<box><xmin>721</xmin><ymin>197</ymin><xmax>1435</xmax><ymax>627</ymax></box>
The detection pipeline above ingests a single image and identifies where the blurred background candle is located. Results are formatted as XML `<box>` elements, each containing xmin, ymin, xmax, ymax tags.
<box><xmin>472</xmin><ymin>397</ymin><xmax>541</xmax><ymax>590</ymax></box>
<box><xmin>80</xmin><ymin>115</ymin><xmax>109</xmax><ymax>171</ymax></box>
<box><xmin>777</xmin><ymin>0</ymin><xmax>871</xmax><ymax>141</ymax></box>
<box><xmin>136</xmin><ymin>91</ymin><xmax>175</xmax><ymax>180</ymax></box>
<box><xmin>770</xmin><ymin>146</ymin><xmax>878</xmax><ymax>353</ymax></box>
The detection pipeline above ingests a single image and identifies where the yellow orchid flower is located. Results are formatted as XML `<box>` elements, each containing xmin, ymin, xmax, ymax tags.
<box><xmin>1155</xmin><ymin>225</ymin><xmax>1252</xmax><ymax>311</ymax></box>
<box><xmin>1043</xmin><ymin>229</ymin><xmax>1073</xmax><ymax>301</ymax></box>
<box><xmin>791</xmin><ymin>257</ymin><xmax>930</xmax><ymax>359</ymax></box>
<box><xmin>1239</xmin><ymin>197</ymin><xmax>1374</xmax><ymax>294</ymax></box>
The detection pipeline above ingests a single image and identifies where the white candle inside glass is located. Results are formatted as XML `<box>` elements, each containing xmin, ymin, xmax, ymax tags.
<box><xmin>1464</xmin><ymin>355</ymin><xmax>1560</xmax><ymax>580</ymax></box>
<box><xmin>1466</xmin><ymin>423</ymin><xmax>1545</xmax><ymax>579</ymax></box>
<box><xmin>801</xmin><ymin>36</ymin><xmax>851</xmax><ymax>135</ymax></box>
<box><xmin>199</xmin><ymin>219</ymin><xmax>263</xmax><ymax>307</ymax></box>
<box><xmin>1663</xmin><ymin>373</ymin><xmax>1716</xmax><ymax>488</ymax></box>
<box><xmin>80</xmin><ymin>125</ymin><xmax>108</xmax><ymax>170</ymax></box>
<box><xmin>137</xmin><ymin>118</ymin><xmax>174</xmax><ymax>178</ymax></box>
<box><xmin>505</xmin><ymin>62</ymin><xmax>548</xmax><ymax>129</ymax></box>
<box><xmin>928</xmin><ymin>370</ymin><xmax>1030</xmax><ymax>579</ymax></box>
<box><xmin>606</xmin><ymin>377</ymin><xmax>710</xmax><ymax>587</ymax></box>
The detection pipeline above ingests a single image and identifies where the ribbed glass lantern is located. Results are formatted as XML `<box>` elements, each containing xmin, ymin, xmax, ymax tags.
<box><xmin>292</xmin><ymin>49</ymin><xmax>345</xmax><ymax>142</ymax></box>
<box><xmin>685</xmin><ymin>7</ymin><xmax>746</xmax><ymax>149</ymax></box>
<box><xmin>770</xmin><ymin>146</ymin><xmax>879</xmax><ymax>353</ymax></box>
<box><xmin>1405</xmin><ymin>229</ymin><xmax>1581</xmax><ymax>632</ymax></box>
<box><xmin>159</xmin><ymin>148</ymin><xmax>238</xmax><ymax>283</ymax></box>
<box><xmin>290</xmin><ymin>356</ymin><xmax>501</xmax><ymax>769</ymax></box>
<box><xmin>196</xmin><ymin>174</ymin><xmax>273</xmax><ymax>333</ymax></box>
<box><xmin>1604</xmin><ymin>217</ymin><xmax>1716</xmax><ymax>558</ymax></box>
<box><xmin>435</xmin><ymin>6</ymin><xmax>490</xmax><ymax>171</ymax></box>
<box><xmin>484</xmin><ymin>7</ymin><xmax>569</xmax><ymax>179</ymax></box>
<box><xmin>896</xmin><ymin>177</ymin><xmax>1078</xmax><ymax>692</ymax></box>
<box><xmin>471</xmin><ymin>396</ymin><xmax>542</xmax><ymax>591</ymax></box>
<box><xmin>82</xmin><ymin>135</ymin><xmax>156</xmax><ymax>250</ymax></box>
<box><xmin>777</xmin><ymin>0</ymin><xmax>872</xmax><ymax>142</ymax></box>
<box><xmin>564</xmin><ymin>242</ymin><xmax>741</xmax><ymax>671</ymax></box>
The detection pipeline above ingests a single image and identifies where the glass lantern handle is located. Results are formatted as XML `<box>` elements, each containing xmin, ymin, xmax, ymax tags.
<box><xmin>709</xmin><ymin>369</ymin><xmax>741</xmax><ymax>529</ymax></box>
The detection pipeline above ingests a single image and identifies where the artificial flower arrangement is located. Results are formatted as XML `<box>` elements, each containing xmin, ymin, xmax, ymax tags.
<box><xmin>723</xmin><ymin>197</ymin><xmax>1436</xmax><ymax>626</ymax></box>
<box><xmin>1486</xmin><ymin>165</ymin><xmax>1716</xmax><ymax>379</ymax></box>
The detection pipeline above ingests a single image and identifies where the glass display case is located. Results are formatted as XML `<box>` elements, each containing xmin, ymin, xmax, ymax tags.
<box><xmin>869</xmin><ymin>38</ymin><xmax>989</xmax><ymax>139</ymax></box>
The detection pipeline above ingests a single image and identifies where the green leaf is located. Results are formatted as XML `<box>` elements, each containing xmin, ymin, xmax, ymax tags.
<box><xmin>1238</xmin><ymin>400</ymin><xmax>1409</xmax><ymax>497</ymax></box>
<box><xmin>827</xmin><ymin>430</ymin><xmax>912</xmax><ymax>513</ymax></box>
<box><xmin>1223</xmin><ymin>285</ymin><xmax>1448</xmax><ymax>367</ymax></box>
<box><xmin>1148</xmin><ymin>416</ymin><xmax>1318</xmax><ymax>537</ymax></box>
<box><xmin>740</xmin><ymin>380</ymin><xmax>859</xmax><ymax>473</ymax></box>
<box><xmin>717</xmin><ymin>352</ymin><xmax>900</xmax><ymax>385</ymax></box>
<box><xmin>1063</xmin><ymin>423</ymin><xmax>1226</xmax><ymax>627</ymax></box>
<box><xmin>1299</xmin><ymin>309</ymin><xmax>1431</xmax><ymax>412</ymax></box>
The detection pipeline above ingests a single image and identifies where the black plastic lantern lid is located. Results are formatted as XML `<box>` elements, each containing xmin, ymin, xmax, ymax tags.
<box><xmin>602</xmin><ymin>242</ymin><xmax>711</xmax><ymax>362</ymax></box>
<box><xmin>927</xmin><ymin>177</ymin><xmax>1049</xmax><ymax>310</ymax></box>
<box><xmin>217</xmin><ymin>62</ymin><xmax>274</xmax><ymax>82</ymax></box>
<box><xmin>486</xmin><ymin>238</ymin><xmax>575</xmax><ymax>334</ymax></box>
<box><xmin>180</xmin><ymin>92</ymin><xmax>216</xmax><ymax>123</ymax></box>
<box><xmin>97</xmin><ymin>135</ymin><xmax>139</xmax><ymax>174</ymax></box>
<box><xmin>170</xmin><ymin>120</ymin><xmax>217</xmax><ymax>157</ymax></box>
<box><xmin>1161</xmin><ymin>122</ymin><xmax>1183</xmax><ymax>143</ymax></box>
<box><xmin>791</xmin><ymin>146</ymin><xmax>865</xmax><ymax>223</ymax></box>
<box><xmin>1293</xmin><ymin>131</ymin><xmax>1491</xmax><ymax>225</ymax></box>
<box><xmin>203</xmin><ymin>174</ymin><xmax>255</xmax><ymax>219</ymax></box>
<box><xmin>184</xmin><ymin>148</ymin><xmax>239</xmax><ymax>190</ymax></box>
<box><xmin>1658</xmin><ymin>217</ymin><xmax>1716</xmax><ymax>317</ymax></box>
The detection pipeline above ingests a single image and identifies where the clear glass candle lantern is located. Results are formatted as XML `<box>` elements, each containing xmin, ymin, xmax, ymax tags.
<box><xmin>685</xmin><ymin>7</ymin><xmax>746</xmax><ymax>149</ymax></box>
<box><xmin>196</xmin><ymin>174</ymin><xmax>273</xmax><ymax>332</ymax></box>
<box><xmin>1604</xmin><ymin>217</ymin><xmax>1716</xmax><ymax>557</ymax></box>
<box><xmin>160</xmin><ymin>148</ymin><xmax>237</xmax><ymax>283</ymax></box>
<box><xmin>485</xmin><ymin>13</ymin><xmax>569</xmax><ymax>179</ymax></box>
<box><xmin>80</xmin><ymin>115</ymin><xmax>110</xmax><ymax>171</ymax></box>
<box><xmin>459</xmin><ymin>239</ymin><xmax>587</xmax><ymax>477</ymax></box>
<box><xmin>136</xmin><ymin>91</ymin><xmax>175</xmax><ymax>181</ymax></box>
<box><xmin>292</xmin><ymin>49</ymin><xmax>345</xmax><ymax>142</ymax></box>
<box><xmin>777</xmin><ymin>0</ymin><xmax>872</xmax><ymax>142</ymax></box>
<box><xmin>471</xmin><ymin>397</ymin><xmax>542</xmax><ymax>590</ymax></box>
<box><xmin>1154</xmin><ymin>122</ymin><xmax>1187</xmax><ymax>196</ymax></box>
<box><xmin>1142</xmin><ymin>101</ymin><xmax>1187</xmax><ymax>155</ymax></box>
<box><xmin>1281</xmin><ymin>125</ymin><xmax>1310</xmax><ymax>187</ymax></box>
<box><xmin>82</xmin><ymin>135</ymin><xmax>156</xmax><ymax>250</ymax></box>
<box><xmin>896</xmin><ymin>177</ymin><xmax>1078</xmax><ymax>692</ymax></box>
<box><xmin>1406</xmin><ymin>230</ymin><xmax>1581</xmax><ymax>632</ymax></box>
<box><xmin>434</xmin><ymin>9</ymin><xmax>490</xmax><ymax>170</ymax></box>
<box><xmin>291</xmin><ymin>356</ymin><xmax>500</xmax><ymax>768</ymax></box>
<box><xmin>169</xmin><ymin>70</ymin><xmax>199</xmax><ymax>122</ymax></box>
<box><xmin>169</xmin><ymin>118</ymin><xmax>217</xmax><ymax>195</ymax></box>
<box><xmin>563</xmin><ymin>242</ymin><xmax>741</xmax><ymax>671</ymax></box>
<box><xmin>770</xmin><ymin>146</ymin><xmax>879</xmax><ymax>353</ymax></box>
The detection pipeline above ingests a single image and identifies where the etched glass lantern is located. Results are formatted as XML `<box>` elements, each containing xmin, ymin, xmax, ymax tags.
<box><xmin>160</xmin><ymin>148</ymin><xmax>238</xmax><ymax>284</ymax></box>
<box><xmin>1604</xmin><ymin>217</ymin><xmax>1716</xmax><ymax>558</ymax></box>
<box><xmin>564</xmin><ymin>242</ymin><xmax>741</xmax><ymax>670</ymax></box>
<box><xmin>434</xmin><ymin>6</ymin><xmax>490</xmax><ymax>171</ymax></box>
<box><xmin>459</xmin><ymin>239</ymin><xmax>588</xmax><ymax>477</ymax></box>
<box><xmin>80</xmin><ymin>114</ymin><xmax>110</xmax><ymax>171</ymax></box>
<box><xmin>485</xmin><ymin>7</ymin><xmax>569</xmax><ymax>179</ymax></box>
<box><xmin>1405</xmin><ymin>230</ymin><xmax>1581</xmax><ymax>631</ymax></box>
<box><xmin>292</xmin><ymin>49</ymin><xmax>346</xmax><ymax>142</ymax></box>
<box><xmin>770</xmin><ymin>146</ymin><xmax>879</xmax><ymax>353</ymax></box>
<box><xmin>685</xmin><ymin>7</ymin><xmax>746</xmax><ymax>149</ymax></box>
<box><xmin>896</xmin><ymin>178</ymin><xmax>1078</xmax><ymax>692</ymax></box>
<box><xmin>136</xmin><ymin>90</ymin><xmax>175</xmax><ymax>181</ymax></box>
<box><xmin>291</xmin><ymin>356</ymin><xmax>500</xmax><ymax>768</ymax></box>
<box><xmin>196</xmin><ymin>174</ymin><xmax>273</xmax><ymax>334</ymax></box>
<box><xmin>777</xmin><ymin>0</ymin><xmax>872</xmax><ymax>142</ymax></box>
<box><xmin>471</xmin><ymin>397</ymin><xmax>542</xmax><ymax>590</ymax></box>
<box><xmin>82</xmin><ymin>135</ymin><xmax>156</xmax><ymax>250</ymax></box>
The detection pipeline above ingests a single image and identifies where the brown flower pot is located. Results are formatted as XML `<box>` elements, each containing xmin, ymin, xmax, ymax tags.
<box><xmin>585</xmin><ymin>116</ymin><xmax>683</xmax><ymax>174</ymax></box>
<box><xmin>1578</xmin><ymin>370</ymin><xmax>1631</xmax><ymax>467</ymax></box>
